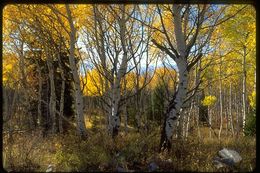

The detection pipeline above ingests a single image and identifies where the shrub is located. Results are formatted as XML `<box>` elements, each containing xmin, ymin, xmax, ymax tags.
<box><xmin>54</xmin><ymin>132</ymin><xmax>112</xmax><ymax>171</ymax></box>
<box><xmin>244</xmin><ymin>110</ymin><xmax>256</xmax><ymax>136</ymax></box>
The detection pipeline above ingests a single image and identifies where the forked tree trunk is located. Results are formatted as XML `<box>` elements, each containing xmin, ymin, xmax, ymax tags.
<box><xmin>108</xmin><ymin>5</ymin><xmax>128</xmax><ymax>138</ymax></box>
<box><xmin>153</xmin><ymin>4</ymin><xmax>215</xmax><ymax>150</ymax></box>
<box><xmin>159</xmin><ymin>5</ymin><xmax>189</xmax><ymax>151</ymax></box>
<box><xmin>160</xmin><ymin>60</ymin><xmax>188</xmax><ymax>150</ymax></box>
<box><xmin>93</xmin><ymin>5</ymin><xmax>111</xmax><ymax>133</ymax></box>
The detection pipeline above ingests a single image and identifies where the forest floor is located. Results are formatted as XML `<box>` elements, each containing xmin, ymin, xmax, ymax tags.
<box><xmin>3</xmin><ymin>115</ymin><xmax>256</xmax><ymax>172</ymax></box>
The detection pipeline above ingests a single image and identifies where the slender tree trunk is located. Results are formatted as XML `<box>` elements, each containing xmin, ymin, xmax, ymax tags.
<box><xmin>229</xmin><ymin>82</ymin><xmax>234</xmax><ymax>137</ymax></box>
<box><xmin>218</xmin><ymin>56</ymin><xmax>223</xmax><ymax>140</ymax></box>
<box><xmin>45</xmin><ymin>45</ymin><xmax>57</xmax><ymax>134</ymax></box>
<box><xmin>196</xmin><ymin>105</ymin><xmax>201</xmax><ymax>139</ymax></box>
<box><xmin>185</xmin><ymin>102</ymin><xmax>193</xmax><ymax>138</ymax></box>
<box><xmin>123</xmin><ymin>78</ymin><xmax>128</xmax><ymax>134</ymax></box>
<box><xmin>151</xmin><ymin>91</ymin><xmax>154</xmax><ymax>121</ymax></box>
<box><xmin>208</xmin><ymin>82</ymin><xmax>212</xmax><ymax>139</ymax></box>
<box><xmin>3</xmin><ymin>87</ymin><xmax>9</xmax><ymax>122</ymax></box>
<box><xmin>93</xmin><ymin>5</ymin><xmax>112</xmax><ymax>134</ymax></box>
<box><xmin>242</xmin><ymin>45</ymin><xmax>247</xmax><ymax>135</ymax></box>
<box><xmin>58</xmin><ymin>52</ymin><xmax>65</xmax><ymax>133</ymax></box>
<box><xmin>124</xmin><ymin>104</ymin><xmax>128</xmax><ymax>134</ymax></box>
<box><xmin>135</xmin><ymin>80</ymin><xmax>141</xmax><ymax>132</ymax></box>
<box><xmin>235</xmin><ymin>92</ymin><xmax>240</xmax><ymax>137</ymax></box>
<box><xmin>47</xmin><ymin>59</ymin><xmax>56</xmax><ymax>133</ymax></box>
<box><xmin>254</xmin><ymin>69</ymin><xmax>256</xmax><ymax>92</ymax></box>
<box><xmin>225</xmin><ymin>89</ymin><xmax>229</xmax><ymax>136</ymax></box>
<box><xmin>226</xmin><ymin>106</ymin><xmax>229</xmax><ymax>136</ymax></box>
<box><xmin>36</xmin><ymin>61</ymin><xmax>42</xmax><ymax>127</ymax></box>
<box><xmin>66</xmin><ymin>5</ymin><xmax>87</xmax><ymax>137</ymax></box>
<box><xmin>17</xmin><ymin>41</ymin><xmax>34</xmax><ymax>128</ymax></box>
<box><xmin>182</xmin><ymin>110</ymin><xmax>188</xmax><ymax>139</ymax></box>
<box><xmin>209</xmin><ymin>107</ymin><xmax>212</xmax><ymax>139</ymax></box>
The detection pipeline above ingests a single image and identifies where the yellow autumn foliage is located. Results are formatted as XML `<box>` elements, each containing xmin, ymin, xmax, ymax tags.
<box><xmin>148</xmin><ymin>67</ymin><xmax>176</xmax><ymax>90</ymax></box>
<box><xmin>3</xmin><ymin>53</ymin><xmax>19</xmax><ymax>87</ymax></box>
<box><xmin>201</xmin><ymin>95</ymin><xmax>217</xmax><ymax>107</ymax></box>
<box><xmin>81</xmin><ymin>68</ymin><xmax>104</xmax><ymax>96</ymax></box>
<box><xmin>249</xmin><ymin>91</ymin><xmax>256</xmax><ymax>110</ymax></box>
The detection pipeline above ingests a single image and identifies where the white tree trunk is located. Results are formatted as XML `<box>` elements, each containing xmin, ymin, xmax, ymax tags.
<box><xmin>235</xmin><ymin>92</ymin><xmax>240</xmax><ymax>136</ymax></box>
<box><xmin>108</xmin><ymin>5</ymin><xmax>129</xmax><ymax>137</ymax></box>
<box><xmin>218</xmin><ymin>56</ymin><xmax>223</xmax><ymax>140</ymax></box>
<box><xmin>242</xmin><ymin>45</ymin><xmax>247</xmax><ymax>135</ymax></box>
<box><xmin>93</xmin><ymin>5</ymin><xmax>111</xmax><ymax>126</ymax></box>
<box><xmin>123</xmin><ymin>78</ymin><xmax>128</xmax><ymax>134</ymax></box>
<box><xmin>229</xmin><ymin>82</ymin><xmax>234</xmax><ymax>137</ymax></box>
<box><xmin>160</xmin><ymin>5</ymin><xmax>188</xmax><ymax>150</ymax></box>
<box><xmin>161</xmin><ymin>60</ymin><xmax>188</xmax><ymax>149</ymax></box>
<box><xmin>185</xmin><ymin>100</ymin><xmax>193</xmax><ymax>138</ymax></box>
<box><xmin>209</xmin><ymin>107</ymin><xmax>212</xmax><ymax>138</ymax></box>
<box><xmin>66</xmin><ymin>5</ymin><xmax>87</xmax><ymax>137</ymax></box>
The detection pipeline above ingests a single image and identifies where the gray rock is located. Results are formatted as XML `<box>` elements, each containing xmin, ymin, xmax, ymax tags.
<box><xmin>218</xmin><ymin>148</ymin><xmax>242</xmax><ymax>164</ymax></box>
<box><xmin>46</xmin><ymin>164</ymin><xmax>53</xmax><ymax>172</ymax></box>
<box><xmin>116</xmin><ymin>166</ymin><xmax>127</xmax><ymax>172</ymax></box>
<box><xmin>213</xmin><ymin>148</ymin><xmax>242</xmax><ymax>169</ymax></box>
<box><xmin>165</xmin><ymin>158</ymin><xmax>172</xmax><ymax>163</ymax></box>
<box><xmin>213</xmin><ymin>157</ymin><xmax>227</xmax><ymax>169</ymax></box>
<box><xmin>148</xmin><ymin>162</ymin><xmax>159</xmax><ymax>172</ymax></box>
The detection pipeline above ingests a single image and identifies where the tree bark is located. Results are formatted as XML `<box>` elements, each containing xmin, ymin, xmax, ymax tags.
<box><xmin>45</xmin><ymin>46</ymin><xmax>57</xmax><ymax>134</ymax></box>
<box><xmin>159</xmin><ymin>5</ymin><xmax>189</xmax><ymax>151</ymax></box>
<box><xmin>235</xmin><ymin>92</ymin><xmax>240</xmax><ymax>137</ymax></box>
<box><xmin>160</xmin><ymin>59</ymin><xmax>188</xmax><ymax>150</ymax></box>
<box><xmin>242</xmin><ymin>45</ymin><xmax>247</xmax><ymax>135</ymax></box>
<box><xmin>108</xmin><ymin>5</ymin><xmax>129</xmax><ymax>138</ymax></box>
<box><xmin>58</xmin><ymin>51</ymin><xmax>65</xmax><ymax>133</ymax></box>
<box><xmin>66</xmin><ymin>4</ymin><xmax>87</xmax><ymax>137</ymax></box>
<box><xmin>36</xmin><ymin>60</ymin><xmax>43</xmax><ymax>127</ymax></box>
<box><xmin>185</xmin><ymin>101</ymin><xmax>193</xmax><ymax>138</ymax></box>
<box><xmin>218</xmin><ymin>56</ymin><xmax>223</xmax><ymax>140</ymax></box>
<box><xmin>229</xmin><ymin>82</ymin><xmax>234</xmax><ymax>137</ymax></box>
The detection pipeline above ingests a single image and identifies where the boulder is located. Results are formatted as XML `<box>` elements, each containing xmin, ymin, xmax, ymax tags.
<box><xmin>218</xmin><ymin>148</ymin><xmax>242</xmax><ymax>164</ymax></box>
<box><xmin>46</xmin><ymin>164</ymin><xmax>53</xmax><ymax>172</ymax></box>
<box><xmin>148</xmin><ymin>162</ymin><xmax>159</xmax><ymax>172</ymax></box>
<box><xmin>213</xmin><ymin>148</ymin><xmax>242</xmax><ymax>169</ymax></box>
<box><xmin>116</xmin><ymin>166</ymin><xmax>126</xmax><ymax>172</ymax></box>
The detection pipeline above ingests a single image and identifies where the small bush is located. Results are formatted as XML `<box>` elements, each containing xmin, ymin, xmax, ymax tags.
<box><xmin>244</xmin><ymin>110</ymin><xmax>256</xmax><ymax>136</ymax></box>
<box><xmin>54</xmin><ymin>132</ymin><xmax>112</xmax><ymax>171</ymax></box>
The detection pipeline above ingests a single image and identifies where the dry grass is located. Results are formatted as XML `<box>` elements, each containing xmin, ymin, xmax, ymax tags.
<box><xmin>3</xmin><ymin>125</ymin><xmax>256</xmax><ymax>172</ymax></box>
